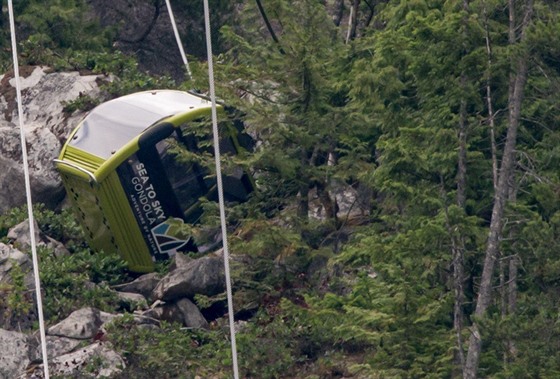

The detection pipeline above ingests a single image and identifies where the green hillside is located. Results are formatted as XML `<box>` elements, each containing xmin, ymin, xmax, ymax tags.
<box><xmin>2</xmin><ymin>0</ymin><xmax>560</xmax><ymax>377</ymax></box>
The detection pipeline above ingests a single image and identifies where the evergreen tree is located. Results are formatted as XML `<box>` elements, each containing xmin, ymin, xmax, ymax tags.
<box><xmin>4</xmin><ymin>0</ymin><xmax>560</xmax><ymax>376</ymax></box>
<box><xmin>217</xmin><ymin>0</ymin><xmax>374</xmax><ymax>226</ymax></box>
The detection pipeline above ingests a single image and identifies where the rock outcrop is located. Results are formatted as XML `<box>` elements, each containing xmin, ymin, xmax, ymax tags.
<box><xmin>0</xmin><ymin>66</ymin><xmax>108</xmax><ymax>213</ymax></box>
<box><xmin>152</xmin><ymin>255</ymin><xmax>226</xmax><ymax>302</ymax></box>
<box><xmin>0</xmin><ymin>329</ymin><xmax>31</xmax><ymax>379</ymax></box>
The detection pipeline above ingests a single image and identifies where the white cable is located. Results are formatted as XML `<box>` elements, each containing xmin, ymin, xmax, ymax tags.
<box><xmin>165</xmin><ymin>0</ymin><xmax>192</xmax><ymax>80</ymax></box>
<box><xmin>345</xmin><ymin>5</ymin><xmax>354</xmax><ymax>44</ymax></box>
<box><xmin>203</xmin><ymin>1</ymin><xmax>240</xmax><ymax>378</ymax></box>
<box><xmin>7</xmin><ymin>1</ymin><xmax>50</xmax><ymax>378</ymax></box>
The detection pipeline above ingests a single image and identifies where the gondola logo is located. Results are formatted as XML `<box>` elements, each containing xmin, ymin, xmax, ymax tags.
<box><xmin>151</xmin><ymin>218</ymin><xmax>191</xmax><ymax>257</ymax></box>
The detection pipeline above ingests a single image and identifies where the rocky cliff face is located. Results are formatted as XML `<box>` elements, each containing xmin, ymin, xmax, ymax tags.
<box><xmin>0</xmin><ymin>66</ymin><xmax>107</xmax><ymax>213</ymax></box>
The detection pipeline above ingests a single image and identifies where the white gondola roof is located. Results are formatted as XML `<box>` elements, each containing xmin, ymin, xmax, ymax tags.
<box><xmin>69</xmin><ymin>90</ymin><xmax>212</xmax><ymax>159</ymax></box>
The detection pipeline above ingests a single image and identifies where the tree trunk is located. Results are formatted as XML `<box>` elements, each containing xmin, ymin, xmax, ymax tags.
<box><xmin>499</xmin><ymin>257</ymin><xmax>507</xmax><ymax>317</ymax></box>
<box><xmin>346</xmin><ymin>0</ymin><xmax>360</xmax><ymax>43</ymax></box>
<box><xmin>452</xmin><ymin>1</ymin><xmax>470</xmax><ymax>374</ymax></box>
<box><xmin>364</xmin><ymin>0</ymin><xmax>376</xmax><ymax>27</ymax></box>
<box><xmin>452</xmin><ymin>235</ymin><xmax>466</xmax><ymax>376</ymax></box>
<box><xmin>316</xmin><ymin>180</ymin><xmax>336</xmax><ymax>221</ymax></box>
<box><xmin>463</xmin><ymin>2</ymin><xmax>533</xmax><ymax>378</ymax></box>
<box><xmin>332</xmin><ymin>0</ymin><xmax>345</xmax><ymax>27</ymax></box>
<box><xmin>504</xmin><ymin>179</ymin><xmax>519</xmax><ymax>363</ymax></box>
<box><xmin>457</xmin><ymin>85</ymin><xmax>468</xmax><ymax>208</ymax></box>
<box><xmin>297</xmin><ymin>149</ymin><xmax>310</xmax><ymax>218</ymax></box>
<box><xmin>504</xmin><ymin>253</ymin><xmax>519</xmax><ymax>359</ymax></box>
<box><xmin>452</xmin><ymin>74</ymin><xmax>467</xmax><ymax>378</ymax></box>
<box><xmin>456</xmin><ymin>0</ymin><xmax>470</xmax><ymax>210</ymax></box>
<box><xmin>507</xmin><ymin>256</ymin><xmax>518</xmax><ymax>315</ymax></box>
<box><xmin>483</xmin><ymin>4</ymin><xmax>498</xmax><ymax>191</ymax></box>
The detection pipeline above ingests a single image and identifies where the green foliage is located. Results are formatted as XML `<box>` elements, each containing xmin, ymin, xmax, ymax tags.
<box><xmin>228</xmin><ymin>217</ymin><xmax>311</xmax><ymax>302</ymax></box>
<box><xmin>236</xmin><ymin>312</ymin><xmax>298</xmax><ymax>378</ymax></box>
<box><xmin>1</xmin><ymin>0</ymin><xmax>175</xmax><ymax>101</ymax></box>
<box><xmin>108</xmin><ymin>317</ymin><xmax>232</xmax><ymax>379</ymax></box>
<box><xmin>61</xmin><ymin>94</ymin><xmax>100</xmax><ymax>114</ymax></box>
<box><xmin>94</xmin><ymin>51</ymin><xmax>177</xmax><ymax>97</ymax></box>
<box><xmin>38</xmin><ymin>245</ymin><xmax>128</xmax><ymax>321</ymax></box>
<box><xmin>217</xmin><ymin>0</ymin><xmax>375</xmax><ymax>222</ymax></box>
<box><xmin>0</xmin><ymin>204</ymin><xmax>83</xmax><ymax>243</ymax></box>
<box><xmin>3</xmin><ymin>0</ymin><xmax>560</xmax><ymax>377</ymax></box>
<box><xmin>10</xmin><ymin>0</ymin><xmax>113</xmax><ymax>69</ymax></box>
<box><xmin>0</xmin><ymin>204</ymin><xmax>129</xmax><ymax>322</ymax></box>
<box><xmin>0</xmin><ymin>260</ymin><xmax>33</xmax><ymax>326</ymax></box>
<box><xmin>18</xmin><ymin>0</ymin><xmax>110</xmax><ymax>49</ymax></box>
<box><xmin>316</xmin><ymin>217</ymin><xmax>469</xmax><ymax>377</ymax></box>
<box><xmin>0</xmin><ymin>207</ymin><xmax>29</xmax><ymax>240</ymax></box>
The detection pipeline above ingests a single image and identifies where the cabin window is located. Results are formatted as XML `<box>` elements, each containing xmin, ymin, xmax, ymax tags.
<box><xmin>116</xmin><ymin>118</ymin><xmax>253</xmax><ymax>257</ymax></box>
<box><xmin>155</xmin><ymin>131</ymin><xmax>209</xmax><ymax>223</ymax></box>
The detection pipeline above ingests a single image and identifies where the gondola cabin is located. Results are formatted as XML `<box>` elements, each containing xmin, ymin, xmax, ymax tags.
<box><xmin>55</xmin><ymin>90</ymin><xmax>253</xmax><ymax>273</ymax></box>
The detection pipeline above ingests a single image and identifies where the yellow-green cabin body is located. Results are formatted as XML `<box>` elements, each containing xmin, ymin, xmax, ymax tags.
<box><xmin>56</xmin><ymin>90</ymin><xmax>253</xmax><ymax>272</ymax></box>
